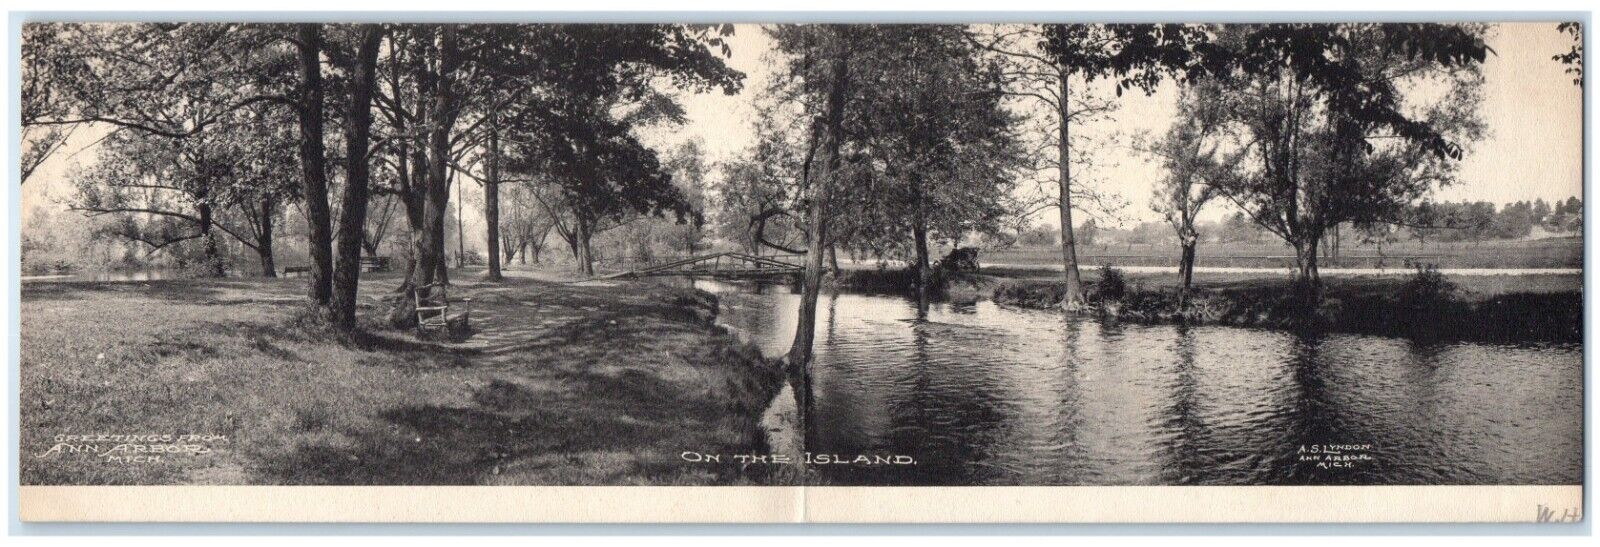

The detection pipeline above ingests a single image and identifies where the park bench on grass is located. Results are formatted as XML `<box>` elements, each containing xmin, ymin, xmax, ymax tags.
<box><xmin>413</xmin><ymin>282</ymin><xmax>472</xmax><ymax>339</ymax></box>
<box><xmin>281</xmin><ymin>265</ymin><xmax>310</xmax><ymax>277</ymax></box>
<box><xmin>359</xmin><ymin>256</ymin><xmax>392</xmax><ymax>272</ymax></box>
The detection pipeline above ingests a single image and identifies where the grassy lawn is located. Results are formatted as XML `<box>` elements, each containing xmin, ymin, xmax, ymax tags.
<box><xmin>20</xmin><ymin>273</ymin><xmax>783</xmax><ymax>485</ymax></box>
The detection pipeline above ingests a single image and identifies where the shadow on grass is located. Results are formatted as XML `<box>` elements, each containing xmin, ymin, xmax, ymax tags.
<box><xmin>22</xmin><ymin>274</ymin><xmax>779</xmax><ymax>485</ymax></box>
<box><xmin>190</xmin><ymin>306</ymin><xmax>484</xmax><ymax>369</ymax></box>
<box><xmin>20</xmin><ymin>278</ymin><xmax>311</xmax><ymax>307</ymax></box>
<box><xmin>21</xmin><ymin>279</ymin><xmax>230</xmax><ymax>303</ymax></box>
<box><xmin>462</xmin><ymin>281</ymin><xmax>718</xmax><ymax>358</ymax></box>
<box><xmin>258</xmin><ymin>378</ymin><xmax>700</xmax><ymax>485</ymax></box>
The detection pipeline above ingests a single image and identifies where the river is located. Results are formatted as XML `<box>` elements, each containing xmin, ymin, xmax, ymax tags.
<box><xmin>695</xmin><ymin>279</ymin><xmax>1583</xmax><ymax>486</ymax></box>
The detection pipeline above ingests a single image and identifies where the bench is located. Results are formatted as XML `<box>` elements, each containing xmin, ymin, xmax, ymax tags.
<box><xmin>359</xmin><ymin>256</ymin><xmax>392</xmax><ymax>272</ymax></box>
<box><xmin>281</xmin><ymin>266</ymin><xmax>311</xmax><ymax>277</ymax></box>
<box><xmin>413</xmin><ymin>281</ymin><xmax>472</xmax><ymax>338</ymax></box>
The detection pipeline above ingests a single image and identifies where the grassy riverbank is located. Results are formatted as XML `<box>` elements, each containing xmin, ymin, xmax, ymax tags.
<box><xmin>19</xmin><ymin>273</ymin><xmax>784</xmax><ymax>485</ymax></box>
<box><xmin>990</xmin><ymin>268</ymin><xmax>1582</xmax><ymax>343</ymax></box>
<box><xmin>983</xmin><ymin>236</ymin><xmax>1583</xmax><ymax>269</ymax></box>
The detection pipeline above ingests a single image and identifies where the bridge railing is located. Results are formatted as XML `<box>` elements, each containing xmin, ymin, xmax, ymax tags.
<box><xmin>602</xmin><ymin>251</ymin><xmax>807</xmax><ymax>278</ymax></box>
<box><xmin>596</xmin><ymin>252</ymin><xmax>806</xmax><ymax>272</ymax></box>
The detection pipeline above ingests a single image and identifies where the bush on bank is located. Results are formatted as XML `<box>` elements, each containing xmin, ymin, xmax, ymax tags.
<box><xmin>992</xmin><ymin>266</ymin><xmax>1580</xmax><ymax>343</ymax></box>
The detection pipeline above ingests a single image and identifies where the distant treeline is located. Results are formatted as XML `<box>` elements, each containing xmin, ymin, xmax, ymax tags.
<box><xmin>1002</xmin><ymin>196</ymin><xmax>1583</xmax><ymax>249</ymax></box>
<box><xmin>1409</xmin><ymin>197</ymin><xmax>1583</xmax><ymax>242</ymax></box>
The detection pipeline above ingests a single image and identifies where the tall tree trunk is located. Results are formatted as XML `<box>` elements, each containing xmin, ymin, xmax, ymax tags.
<box><xmin>198</xmin><ymin>201</ymin><xmax>225</xmax><ymax>277</ymax></box>
<box><xmin>531</xmin><ymin>227</ymin><xmax>549</xmax><ymax>265</ymax></box>
<box><xmin>257</xmin><ymin>197</ymin><xmax>276</xmax><ymax>277</ymax></box>
<box><xmin>1321</xmin><ymin>225</ymin><xmax>1339</xmax><ymax>263</ymax></box>
<box><xmin>788</xmin><ymin>47</ymin><xmax>850</xmax><ymax>371</ymax></box>
<box><xmin>395</xmin><ymin>153</ymin><xmax>427</xmax><ymax>296</ymax></box>
<box><xmin>430</xmin><ymin>191</ymin><xmax>450</xmax><ymax>287</ymax></box>
<box><xmin>386</xmin><ymin>56</ymin><xmax>422</xmax><ymax>297</ymax></box>
<box><xmin>295</xmin><ymin>24</ymin><xmax>333</xmax><ymax>306</ymax></box>
<box><xmin>483</xmin><ymin>129</ymin><xmax>503</xmax><ymax>281</ymax></box>
<box><xmin>912</xmin><ymin>173</ymin><xmax>932</xmax><ymax>302</ymax></box>
<box><xmin>573</xmin><ymin>212</ymin><xmax>595</xmax><ymax>277</ymax></box>
<box><xmin>455</xmin><ymin>179</ymin><xmax>466</xmax><ymax>269</ymax></box>
<box><xmin>1177</xmin><ymin>229</ymin><xmax>1197</xmax><ymax>309</ymax></box>
<box><xmin>1295</xmin><ymin>237</ymin><xmax>1321</xmax><ymax>287</ymax></box>
<box><xmin>1057</xmin><ymin>71</ymin><xmax>1085</xmax><ymax>310</ymax></box>
<box><xmin>400</xmin><ymin>150</ymin><xmax>427</xmax><ymax>289</ymax></box>
<box><xmin>420</xmin><ymin>26</ymin><xmax>459</xmax><ymax>290</ymax></box>
<box><xmin>330</xmin><ymin>25</ymin><xmax>383</xmax><ymax>330</ymax></box>
<box><xmin>391</xmin><ymin>26</ymin><xmax>457</xmax><ymax>328</ymax></box>
<box><xmin>913</xmin><ymin>214</ymin><xmax>931</xmax><ymax>303</ymax></box>
<box><xmin>361</xmin><ymin>203</ymin><xmax>386</xmax><ymax>256</ymax></box>
<box><xmin>387</xmin><ymin>155</ymin><xmax>428</xmax><ymax>325</ymax></box>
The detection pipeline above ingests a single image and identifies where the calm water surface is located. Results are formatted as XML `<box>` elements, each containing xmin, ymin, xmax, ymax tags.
<box><xmin>695</xmin><ymin>280</ymin><xmax>1583</xmax><ymax>486</ymax></box>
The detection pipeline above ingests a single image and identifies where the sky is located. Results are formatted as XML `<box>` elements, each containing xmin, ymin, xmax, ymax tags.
<box><xmin>22</xmin><ymin>22</ymin><xmax>1585</xmax><ymax>236</ymax></box>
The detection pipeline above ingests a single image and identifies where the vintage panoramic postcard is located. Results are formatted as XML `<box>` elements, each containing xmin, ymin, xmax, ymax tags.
<box><xmin>12</xmin><ymin>18</ymin><xmax>1586</xmax><ymax>523</ymax></box>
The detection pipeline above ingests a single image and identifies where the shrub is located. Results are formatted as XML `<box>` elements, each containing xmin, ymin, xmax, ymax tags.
<box><xmin>1094</xmin><ymin>264</ymin><xmax>1127</xmax><ymax>301</ymax></box>
<box><xmin>1281</xmin><ymin>277</ymin><xmax>1323</xmax><ymax>319</ymax></box>
<box><xmin>1397</xmin><ymin>264</ymin><xmax>1458</xmax><ymax>309</ymax></box>
<box><xmin>937</xmin><ymin>247</ymin><xmax>981</xmax><ymax>273</ymax></box>
<box><xmin>21</xmin><ymin>257</ymin><xmax>76</xmax><ymax>276</ymax></box>
<box><xmin>457</xmin><ymin>249</ymin><xmax>486</xmax><ymax>266</ymax></box>
<box><xmin>1391</xmin><ymin>264</ymin><xmax>1467</xmax><ymax>338</ymax></box>
<box><xmin>181</xmin><ymin>253</ymin><xmax>232</xmax><ymax>278</ymax></box>
<box><xmin>992</xmin><ymin>281</ymin><xmax>1067</xmax><ymax>308</ymax></box>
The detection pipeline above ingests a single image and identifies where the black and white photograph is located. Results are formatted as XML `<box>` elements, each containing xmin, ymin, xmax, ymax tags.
<box><xmin>8</xmin><ymin>12</ymin><xmax>1588</xmax><ymax>523</ymax></box>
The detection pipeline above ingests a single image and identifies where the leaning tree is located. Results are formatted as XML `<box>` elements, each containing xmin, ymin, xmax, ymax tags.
<box><xmin>764</xmin><ymin>24</ymin><xmax>862</xmax><ymax>372</ymax></box>
<box><xmin>1144</xmin><ymin>89</ymin><xmax>1227</xmax><ymax>307</ymax></box>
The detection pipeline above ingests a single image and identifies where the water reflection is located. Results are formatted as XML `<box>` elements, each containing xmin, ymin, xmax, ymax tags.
<box><xmin>697</xmin><ymin>279</ymin><xmax>1582</xmax><ymax>486</ymax></box>
<box><xmin>1159</xmin><ymin>325</ymin><xmax>1206</xmax><ymax>483</ymax></box>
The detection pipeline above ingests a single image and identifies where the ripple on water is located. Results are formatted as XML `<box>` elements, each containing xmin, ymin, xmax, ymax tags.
<box><xmin>696</xmin><ymin>279</ymin><xmax>1582</xmax><ymax>486</ymax></box>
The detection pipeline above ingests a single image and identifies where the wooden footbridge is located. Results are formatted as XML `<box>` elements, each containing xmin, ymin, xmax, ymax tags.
<box><xmin>603</xmin><ymin>252</ymin><xmax>805</xmax><ymax>279</ymax></box>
